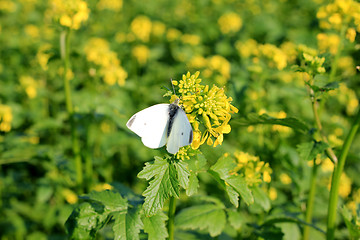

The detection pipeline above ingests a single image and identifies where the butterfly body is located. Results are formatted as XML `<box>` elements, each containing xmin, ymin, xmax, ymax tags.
<box><xmin>126</xmin><ymin>102</ymin><xmax>193</xmax><ymax>154</ymax></box>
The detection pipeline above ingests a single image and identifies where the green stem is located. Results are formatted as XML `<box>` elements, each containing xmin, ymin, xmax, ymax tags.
<box><xmin>61</xmin><ymin>29</ymin><xmax>83</xmax><ymax>189</ymax></box>
<box><xmin>85</xmin><ymin>120</ymin><xmax>93</xmax><ymax>191</ymax></box>
<box><xmin>326</xmin><ymin>105</ymin><xmax>360</xmax><ymax>240</ymax></box>
<box><xmin>310</xmin><ymin>88</ymin><xmax>338</xmax><ymax>163</ymax></box>
<box><xmin>303</xmin><ymin>159</ymin><xmax>319</xmax><ymax>240</ymax></box>
<box><xmin>167</xmin><ymin>197</ymin><xmax>176</xmax><ymax>240</ymax></box>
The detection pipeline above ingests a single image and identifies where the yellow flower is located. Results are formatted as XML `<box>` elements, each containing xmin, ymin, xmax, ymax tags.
<box><xmin>152</xmin><ymin>21</ymin><xmax>166</xmax><ymax>37</ymax></box>
<box><xmin>338</xmin><ymin>173</ymin><xmax>352</xmax><ymax>198</ymax></box>
<box><xmin>280</xmin><ymin>173</ymin><xmax>292</xmax><ymax>185</ymax></box>
<box><xmin>218</xmin><ymin>12</ymin><xmax>243</xmax><ymax>34</ymax></box>
<box><xmin>91</xmin><ymin>183</ymin><xmax>113</xmax><ymax>192</ymax></box>
<box><xmin>37</xmin><ymin>44</ymin><xmax>53</xmax><ymax>71</ymax></box>
<box><xmin>0</xmin><ymin>0</ymin><xmax>16</xmax><ymax>12</ymax></box>
<box><xmin>20</xmin><ymin>76</ymin><xmax>38</xmax><ymax>99</ymax></box>
<box><xmin>166</xmin><ymin>28</ymin><xmax>182</xmax><ymax>42</ymax></box>
<box><xmin>317</xmin><ymin>33</ymin><xmax>340</xmax><ymax>55</ymax></box>
<box><xmin>268</xmin><ymin>187</ymin><xmax>278</xmax><ymax>200</ymax></box>
<box><xmin>231</xmin><ymin>151</ymin><xmax>273</xmax><ymax>187</ymax></box>
<box><xmin>0</xmin><ymin>104</ymin><xmax>12</xmax><ymax>132</ymax></box>
<box><xmin>62</xmin><ymin>188</ymin><xmax>78</xmax><ymax>204</ymax></box>
<box><xmin>84</xmin><ymin>38</ymin><xmax>127</xmax><ymax>86</ymax></box>
<box><xmin>172</xmin><ymin>71</ymin><xmax>237</xmax><ymax>149</ymax></box>
<box><xmin>132</xmin><ymin>45</ymin><xmax>150</xmax><ymax>65</ymax></box>
<box><xmin>24</xmin><ymin>24</ymin><xmax>40</xmax><ymax>39</ymax></box>
<box><xmin>130</xmin><ymin>15</ymin><xmax>152</xmax><ymax>42</ymax></box>
<box><xmin>47</xmin><ymin>0</ymin><xmax>90</xmax><ymax>30</ymax></box>
<box><xmin>346</xmin><ymin>28</ymin><xmax>356</xmax><ymax>42</ymax></box>
<box><xmin>181</xmin><ymin>34</ymin><xmax>201</xmax><ymax>45</ymax></box>
<box><xmin>97</xmin><ymin>0</ymin><xmax>123</xmax><ymax>11</ymax></box>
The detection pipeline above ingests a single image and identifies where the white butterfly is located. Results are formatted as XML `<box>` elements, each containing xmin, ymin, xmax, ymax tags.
<box><xmin>126</xmin><ymin>99</ymin><xmax>193</xmax><ymax>154</ymax></box>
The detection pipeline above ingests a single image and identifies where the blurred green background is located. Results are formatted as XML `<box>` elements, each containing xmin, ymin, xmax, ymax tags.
<box><xmin>0</xmin><ymin>0</ymin><xmax>359</xmax><ymax>239</ymax></box>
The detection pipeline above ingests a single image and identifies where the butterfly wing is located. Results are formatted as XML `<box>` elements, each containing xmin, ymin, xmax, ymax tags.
<box><xmin>166</xmin><ymin>107</ymin><xmax>193</xmax><ymax>154</ymax></box>
<box><xmin>126</xmin><ymin>104</ymin><xmax>170</xmax><ymax>149</ymax></box>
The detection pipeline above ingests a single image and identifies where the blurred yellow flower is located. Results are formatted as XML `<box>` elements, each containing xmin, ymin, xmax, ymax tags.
<box><xmin>62</xmin><ymin>188</ymin><xmax>78</xmax><ymax>204</ymax></box>
<box><xmin>84</xmin><ymin>38</ymin><xmax>127</xmax><ymax>86</ymax></box>
<box><xmin>346</xmin><ymin>28</ymin><xmax>356</xmax><ymax>42</ymax></box>
<box><xmin>91</xmin><ymin>183</ymin><xmax>113</xmax><ymax>192</ymax></box>
<box><xmin>280</xmin><ymin>173</ymin><xmax>292</xmax><ymax>185</ymax></box>
<box><xmin>329</xmin><ymin>173</ymin><xmax>352</xmax><ymax>198</ymax></box>
<box><xmin>0</xmin><ymin>104</ymin><xmax>12</xmax><ymax>132</ymax></box>
<box><xmin>166</xmin><ymin>28</ymin><xmax>182</xmax><ymax>42</ymax></box>
<box><xmin>24</xmin><ymin>24</ymin><xmax>40</xmax><ymax>39</ymax></box>
<box><xmin>0</xmin><ymin>0</ymin><xmax>16</xmax><ymax>12</ymax></box>
<box><xmin>218</xmin><ymin>12</ymin><xmax>243</xmax><ymax>34</ymax></box>
<box><xmin>36</xmin><ymin>44</ymin><xmax>53</xmax><ymax>71</ymax></box>
<box><xmin>47</xmin><ymin>0</ymin><xmax>90</xmax><ymax>30</ymax></box>
<box><xmin>321</xmin><ymin>157</ymin><xmax>334</xmax><ymax>172</ymax></box>
<box><xmin>231</xmin><ymin>151</ymin><xmax>273</xmax><ymax>187</ymax></box>
<box><xmin>19</xmin><ymin>76</ymin><xmax>38</xmax><ymax>99</ymax></box>
<box><xmin>181</xmin><ymin>34</ymin><xmax>201</xmax><ymax>45</ymax></box>
<box><xmin>317</xmin><ymin>33</ymin><xmax>340</xmax><ymax>55</ymax></box>
<box><xmin>152</xmin><ymin>21</ymin><xmax>166</xmax><ymax>37</ymax></box>
<box><xmin>132</xmin><ymin>45</ymin><xmax>150</xmax><ymax>65</ymax></box>
<box><xmin>268</xmin><ymin>187</ymin><xmax>278</xmax><ymax>200</ymax></box>
<box><xmin>97</xmin><ymin>0</ymin><xmax>123</xmax><ymax>11</ymax></box>
<box><xmin>130</xmin><ymin>15</ymin><xmax>152</xmax><ymax>42</ymax></box>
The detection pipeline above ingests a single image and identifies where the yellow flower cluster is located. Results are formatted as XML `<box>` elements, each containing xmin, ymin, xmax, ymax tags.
<box><xmin>0</xmin><ymin>104</ymin><xmax>12</xmax><ymax>132</ymax></box>
<box><xmin>20</xmin><ymin>76</ymin><xmax>38</xmax><ymax>99</ymax></box>
<box><xmin>317</xmin><ymin>0</ymin><xmax>360</xmax><ymax>33</ymax></box>
<box><xmin>230</xmin><ymin>151</ymin><xmax>272</xmax><ymax>187</ymax></box>
<box><xmin>0</xmin><ymin>0</ymin><xmax>16</xmax><ymax>12</ymax></box>
<box><xmin>302</xmin><ymin>52</ymin><xmax>326</xmax><ymax>75</ymax></box>
<box><xmin>130</xmin><ymin>15</ymin><xmax>152</xmax><ymax>42</ymax></box>
<box><xmin>218</xmin><ymin>12</ymin><xmax>243</xmax><ymax>34</ymax></box>
<box><xmin>317</xmin><ymin>33</ymin><xmax>340</xmax><ymax>55</ymax></box>
<box><xmin>132</xmin><ymin>45</ymin><xmax>150</xmax><ymax>65</ymax></box>
<box><xmin>189</xmin><ymin>55</ymin><xmax>231</xmax><ymax>85</ymax></box>
<box><xmin>235</xmin><ymin>39</ymin><xmax>288</xmax><ymax>71</ymax></box>
<box><xmin>329</xmin><ymin>83</ymin><xmax>359</xmax><ymax>116</ymax></box>
<box><xmin>97</xmin><ymin>0</ymin><xmax>123</xmax><ymax>11</ymax></box>
<box><xmin>36</xmin><ymin>44</ymin><xmax>53</xmax><ymax>71</ymax></box>
<box><xmin>172</xmin><ymin>71</ymin><xmax>238</xmax><ymax>149</ymax></box>
<box><xmin>47</xmin><ymin>0</ymin><xmax>90</xmax><ymax>30</ymax></box>
<box><xmin>84</xmin><ymin>38</ymin><xmax>127</xmax><ymax>86</ymax></box>
<box><xmin>346</xmin><ymin>189</ymin><xmax>360</xmax><ymax>215</ymax></box>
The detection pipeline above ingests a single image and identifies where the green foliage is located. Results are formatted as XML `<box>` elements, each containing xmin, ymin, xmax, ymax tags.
<box><xmin>340</xmin><ymin>206</ymin><xmax>360</xmax><ymax>240</ymax></box>
<box><xmin>297</xmin><ymin>141</ymin><xmax>329</xmax><ymax>161</ymax></box>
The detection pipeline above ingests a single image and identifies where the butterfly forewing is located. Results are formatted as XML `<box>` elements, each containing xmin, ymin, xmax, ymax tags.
<box><xmin>166</xmin><ymin>107</ymin><xmax>193</xmax><ymax>154</ymax></box>
<box><xmin>126</xmin><ymin>104</ymin><xmax>170</xmax><ymax>149</ymax></box>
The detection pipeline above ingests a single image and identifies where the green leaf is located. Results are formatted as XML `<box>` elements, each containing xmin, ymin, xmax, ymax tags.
<box><xmin>233</xmin><ymin>113</ymin><xmax>310</xmax><ymax>134</ymax></box>
<box><xmin>210</xmin><ymin>155</ymin><xmax>254</xmax><ymax>206</ymax></box>
<box><xmin>142</xmin><ymin>211</ymin><xmax>168</xmax><ymax>240</ymax></box>
<box><xmin>226</xmin><ymin>175</ymin><xmax>254</xmax><ymax>206</ymax></box>
<box><xmin>184</xmin><ymin>152</ymin><xmax>208</xmax><ymax>196</ymax></box>
<box><xmin>84</xmin><ymin>190</ymin><xmax>128</xmax><ymax>213</ymax></box>
<box><xmin>255</xmin><ymin>225</ymin><xmax>284</xmax><ymax>240</ymax></box>
<box><xmin>65</xmin><ymin>202</ymin><xmax>110</xmax><ymax>239</ymax></box>
<box><xmin>113</xmin><ymin>207</ymin><xmax>143</xmax><ymax>240</ymax></box>
<box><xmin>297</xmin><ymin>141</ymin><xmax>329</xmax><ymax>161</ymax></box>
<box><xmin>252</xmin><ymin>187</ymin><xmax>271</xmax><ymax>212</ymax></box>
<box><xmin>226</xmin><ymin>209</ymin><xmax>244</xmax><ymax>230</ymax></box>
<box><xmin>138</xmin><ymin>157</ymin><xmax>180</xmax><ymax>216</ymax></box>
<box><xmin>174</xmin><ymin>160</ymin><xmax>190</xmax><ymax>189</ymax></box>
<box><xmin>175</xmin><ymin>204</ymin><xmax>226</xmax><ymax>237</ymax></box>
<box><xmin>340</xmin><ymin>206</ymin><xmax>360</xmax><ymax>239</ymax></box>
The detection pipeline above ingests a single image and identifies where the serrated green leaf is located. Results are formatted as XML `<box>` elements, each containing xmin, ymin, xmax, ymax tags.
<box><xmin>210</xmin><ymin>156</ymin><xmax>254</xmax><ymax>206</ymax></box>
<box><xmin>233</xmin><ymin>113</ymin><xmax>310</xmax><ymax>134</ymax></box>
<box><xmin>139</xmin><ymin>158</ymin><xmax>179</xmax><ymax>216</ymax></box>
<box><xmin>137</xmin><ymin>157</ymin><xmax>168</xmax><ymax>180</ymax></box>
<box><xmin>184</xmin><ymin>152</ymin><xmax>208</xmax><ymax>196</ymax></box>
<box><xmin>297</xmin><ymin>141</ymin><xmax>329</xmax><ymax>161</ymax></box>
<box><xmin>174</xmin><ymin>160</ymin><xmax>190</xmax><ymax>189</ymax></box>
<box><xmin>113</xmin><ymin>207</ymin><xmax>143</xmax><ymax>240</ymax></box>
<box><xmin>226</xmin><ymin>175</ymin><xmax>254</xmax><ymax>205</ymax></box>
<box><xmin>175</xmin><ymin>204</ymin><xmax>226</xmax><ymax>237</ymax></box>
<box><xmin>186</xmin><ymin>172</ymin><xmax>199</xmax><ymax>196</ymax></box>
<box><xmin>226</xmin><ymin>209</ymin><xmax>244</xmax><ymax>230</ymax></box>
<box><xmin>65</xmin><ymin>202</ymin><xmax>110</xmax><ymax>240</ymax></box>
<box><xmin>84</xmin><ymin>190</ymin><xmax>128</xmax><ymax>213</ymax></box>
<box><xmin>142</xmin><ymin>211</ymin><xmax>168</xmax><ymax>240</ymax></box>
<box><xmin>252</xmin><ymin>187</ymin><xmax>271</xmax><ymax>212</ymax></box>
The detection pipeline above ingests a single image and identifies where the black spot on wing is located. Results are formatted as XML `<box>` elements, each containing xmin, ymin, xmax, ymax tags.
<box><xmin>167</xmin><ymin>104</ymin><xmax>180</xmax><ymax>137</ymax></box>
<box><xmin>189</xmin><ymin>129</ymin><xmax>193</xmax><ymax>143</ymax></box>
<box><xmin>127</xmin><ymin>115</ymin><xmax>136</xmax><ymax>128</ymax></box>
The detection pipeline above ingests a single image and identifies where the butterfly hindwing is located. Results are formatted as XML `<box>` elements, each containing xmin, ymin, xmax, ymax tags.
<box><xmin>126</xmin><ymin>104</ymin><xmax>170</xmax><ymax>149</ymax></box>
<box><xmin>166</xmin><ymin>107</ymin><xmax>193</xmax><ymax>154</ymax></box>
